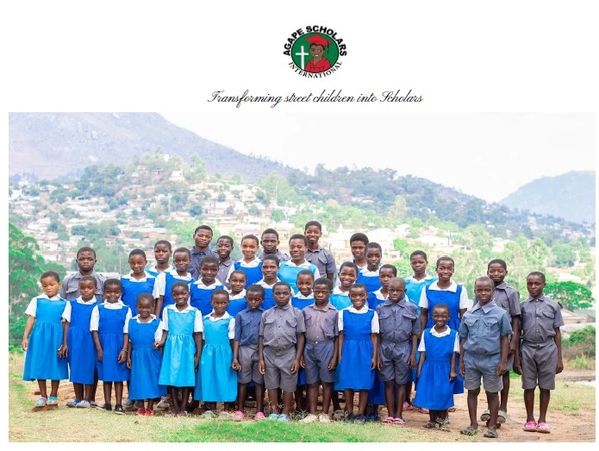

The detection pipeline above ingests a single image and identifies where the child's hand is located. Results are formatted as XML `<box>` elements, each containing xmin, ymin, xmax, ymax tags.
<box><xmin>96</xmin><ymin>348</ymin><xmax>104</xmax><ymax>362</ymax></box>
<box><xmin>258</xmin><ymin>359</ymin><xmax>265</xmax><ymax>375</ymax></box>
<box><xmin>496</xmin><ymin>361</ymin><xmax>507</xmax><ymax>376</ymax></box>
<box><xmin>327</xmin><ymin>357</ymin><xmax>337</xmax><ymax>371</ymax></box>
<box><xmin>556</xmin><ymin>359</ymin><xmax>564</xmax><ymax>374</ymax></box>
<box><xmin>232</xmin><ymin>359</ymin><xmax>241</xmax><ymax>371</ymax></box>
<box><xmin>408</xmin><ymin>354</ymin><xmax>416</xmax><ymax>369</ymax></box>
<box><xmin>57</xmin><ymin>344</ymin><xmax>68</xmax><ymax>358</ymax></box>
<box><xmin>127</xmin><ymin>358</ymin><xmax>132</xmax><ymax>369</ymax></box>
<box><xmin>118</xmin><ymin>350</ymin><xmax>127</xmax><ymax>363</ymax></box>
<box><xmin>290</xmin><ymin>359</ymin><xmax>299</xmax><ymax>374</ymax></box>
<box><xmin>299</xmin><ymin>356</ymin><xmax>305</xmax><ymax>368</ymax></box>
<box><xmin>513</xmin><ymin>358</ymin><xmax>522</xmax><ymax>375</ymax></box>
<box><xmin>509</xmin><ymin>338</ymin><xmax>518</xmax><ymax>356</ymax></box>
<box><xmin>371</xmin><ymin>356</ymin><xmax>377</xmax><ymax>370</ymax></box>
<box><xmin>154</xmin><ymin>341</ymin><xmax>162</xmax><ymax>349</ymax></box>
<box><xmin>21</xmin><ymin>338</ymin><xmax>28</xmax><ymax>352</ymax></box>
<box><xmin>449</xmin><ymin>370</ymin><xmax>456</xmax><ymax>381</ymax></box>
<box><xmin>377</xmin><ymin>356</ymin><xmax>382</xmax><ymax>370</ymax></box>
<box><xmin>458</xmin><ymin>359</ymin><xmax>465</xmax><ymax>377</ymax></box>
<box><xmin>194</xmin><ymin>354</ymin><xmax>200</xmax><ymax>369</ymax></box>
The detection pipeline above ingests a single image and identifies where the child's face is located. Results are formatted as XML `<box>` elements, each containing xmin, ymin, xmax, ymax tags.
<box><xmin>313</xmin><ymin>283</ymin><xmax>330</xmax><ymax>305</ymax></box>
<box><xmin>388</xmin><ymin>278</ymin><xmax>406</xmax><ymax>303</ymax></box>
<box><xmin>173</xmin><ymin>252</ymin><xmax>191</xmax><ymax>273</ymax></box>
<box><xmin>296</xmin><ymin>274</ymin><xmax>314</xmax><ymax>296</ymax></box>
<box><xmin>273</xmin><ymin>285</ymin><xmax>292</xmax><ymax>307</ymax></box>
<box><xmin>193</xmin><ymin>228</ymin><xmax>213</xmax><ymax>250</ymax></box>
<box><xmin>172</xmin><ymin>286</ymin><xmax>189</xmax><ymax>308</ymax></box>
<box><xmin>211</xmin><ymin>293</ymin><xmax>229</xmax><ymax>315</ymax></box>
<box><xmin>289</xmin><ymin>238</ymin><xmax>307</xmax><ymax>262</ymax></box>
<box><xmin>246</xmin><ymin>291</ymin><xmax>264</xmax><ymax>310</ymax></box>
<box><xmin>241</xmin><ymin>239</ymin><xmax>258</xmax><ymax>260</ymax></box>
<box><xmin>410</xmin><ymin>254</ymin><xmax>428</xmax><ymax>275</ymax></box>
<box><xmin>104</xmin><ymin>284</ymin><xmax>121</xmax><ymax>303</ymax></box>
<box><xmin>474</xmin><ymin>280</ymin><xmax>494</xmax><ymax>305</ymax></box>
<box><xmin>366</xmin><ymin>248</ymin><xmax>382</xmax><ymax>271</ymax></box>
<box><xmin>350</xmin><ymin>240</ymin><xmax>367</xmax><ymax>261</ymax></box>
<box><xmin>129</xmin><ymin>254</ymin><xmax>147</xmax><ymax>276</ymax></box>
<box><xmin>216</xmin><ymin>239</ymin><xmax>232</xmax><ymax>260</ymax></box>
<box><xmin>527</xmin><ymin>275</ymin><xmax>545</xmax><ymax>298</ymax></box>
<box><xmin>379</xmin><ymin>268</ymin><xmax>395</xmax><ymax>288</ymax></box>
<box><xmin>261</xmin><ymin>259</ymin><xmax>279</xmax><ymax>280</ymax></box>
<box><xmin>154</xmin><ymin>244</ymin><xmax>172</xmax><ymax>265</ymax></box>
<box><xmin>310</xmin><ymin>44</ymin><xmax>325</xmax><ymax>57</ymax></box>
<box><xmin>260</xmin><ymin>232</ymin><xmax>279</xmax><ymax>253</ymax></box>
<box><xmin>78</xmin><ymin>279</ymin><xmax>96</xmax><ymax>300</ymax></box>
<box><xmin>436</xmin><ymin>260</ymin><xmax>454</xmax><ymax>282</ymax></box>
<box><xmin>487</xmin><ymin>263</ymin><xmax>507</xmax><ymax>285</ymax></box>
<box><xmin>432</xmin><ymin>307</ymin><xmax>449</xmax><ymax>328</ymax></box>
<box><xmin>338</xmin><ymin>266</ymin><xmax>357</xmax><ymax>289</ymax></box>
<box><xmin>229</xmin><ymin>273</ymin><xmax>246</xmax><ymax>293</ymax></box>
<box><xmin>137</xmin><ymin>298</ymin><xmax>154</xmax><ymax>319</ymax></box>
<box><xmin>41</xmin><ymin>276</ymin><xmax>60</xmax><ymax>298</ymax></box>
<box><xmin>304</xmin><ymin>225</ymin><xmax>321</xmax><ymax>246</ymax></box>
<box><xmin>349</xmin><ymin>286</ymin><xmax>367</xmax><ymax>310</ymax></box>
<box><xmin>200</xmin><ymin>262</ymin><xmax>218</xmax><ymax>284</ymax></box>
<box><xmin>77</xmin><ymin>251</ymin><xmax>96</xmax><ymax>273</ymax></box>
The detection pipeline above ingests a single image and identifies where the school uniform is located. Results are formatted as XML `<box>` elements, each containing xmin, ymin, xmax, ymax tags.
<box><xmin>278</xmin><ymin>260</ymin><xmax>320</xmax><ymax>294</ymax></box>
<box><xmin>492</xmin><ymin>282</ymin><xmax>521</xmax><ymax>370</ymax></box>
<box><xmin>190</xmin><ymin>279</ymin><xmax>224</xmax><ymax>315</ymax></box>
<box><xmin>145</xmin><ymin>264</ymin><xmax>175</xmax><ymax>278</ymax></box>
<box><xmin>376</xmin><ymin>298</ymin><xmax>420</xmax><ymax>384</ymax></box>
<box><xmin>259</xmin><ymin>249</ymin><xmax>290</xmax><ymax>263</ymax></box>
<box><xmin>226</xmin><ymin>257</ymin><xmax>263</xmax><ymax>288</ymax></box>
<box><xmin>216</xmin><ymin>257</ymin><xmax>233</xmax><ymax>288</ymax></box>
<box><xmin>404</xmin><ymin>275</ymin><xmax>436</xmax><ymax>314</ymax></box>
<box><xmin>419</xmin><ymin>280</ymin><xmax>470</xmax><ymax>330</ymax></box>
<box><xmin>260</xmin><ymin>302</ymin><xmax>306</xmax><ymax>392</ymax></box>
<box><xmin>120</xmin><ymin>272</ymin><xmax>156</xmax><ymax>316</ymax></box>
<box><xmin>234</xmin><ymin>307</ymin><xmax>264</xmax><ymax>384</ymax></box>
<box><xmin>357</xmin><ymin>267</ymin><xmax>382</xmax><ymax>294</ymax></box>
<box><xmin>367</xmin><ymin>288</ymin><xmax>387</xmax><ymax>310</ymax></box>
<box><xmin>226</xmin><ymin>288</ymin><xmax>248</xmax><ymax>316</ymax></box>
<box><xmin>291</xmin><ymin>292</ymin><xmax>314</xmax><ymax>310</ymax></box>
<box><xmin>257</xmin><ymin>279</ymin><xmax>279</xmax><ymax>309</ymax></box>
<box><xmin>330</xmin><ymin>286</ymin><xmax>352</xmax><ymax>311</ymax></box>
<box><xmin>520</xmin><ymin>294</ymin><xmax>564</xmax><ymax>390</ymax></box>
<box><xmin>305</xmin><ymin>246</ymin><xmax>337</xmax><ymax>278</ymax></box>
<box><xmin>60</xmin><ymin>271</ymin><xmax>106</xmax><ymax>301</ymax></box>
<box><xmin>303</xmin><ymin>302</ymin><xmax>338</xmax><ymax>384</ymax></box>
<box><xmin>190</xmin><ymin>246</ymin><xmax>218</xmax><ymax>280</ymax></box>
<box><xmin>152</xmin><ymin>269</ymin><xmax>192</xmax><ymax>314</ymax></box>
<box><xmin>67</xmin><ymin>296</ymin><xmax>100</xmax><ymax>384</ymax></box>
<box><xmin>459</xmin><ymin>300</ymin><xmax>512</xmax><ymax>393</ymax></box>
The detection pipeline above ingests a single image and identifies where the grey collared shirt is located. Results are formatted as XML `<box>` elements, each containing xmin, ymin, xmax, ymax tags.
<box><xmin>217</xmin><ymin>257</ymin><xmax>233</xmax><ymax>287</ymax></box>
<box><xmin>258</xmin><ymin>249</ymin><xmax>290</xmax><ymax>263</ymax></box>
<box><xmin>376</xmin><ymin>298</ymin><xmax>420</xmax><ymax>343</ymax></box>
<box><xmin>259</xmin><ymin>302</ymin><xmax>305</xmax><ymax>350</ymax></box>
<box><xmin>493</xmin><ymin>282</ymin><xmax>521</xmax><ymax>317</ymax></box>
<box><xmin>59</xmin><ymin>271</ymin><xmax>106</xmax><ymax>301</ymax></box>
<box><xmin>189</xmin><ymin>246</ymin><xmax>218</xmax><ymax>280</ymax></box>
<box><xmin>305</xmin><ymin>247</ymin><xmax>337</xmax><ymax>276</ymax></box>
<box><xmin>520</xmin><ymin>295</ymin><xmax>564</xmax><ymax>344</ymax></box>
<box><xmin>234</xmin><ymin>307</ymin><xmax>264</xmax><ymax>346</ymax></box>
<box><xmin>459</xmin><ymin>300</ymin><xmax>512</xmax><ymax>355</ymax></box>
<box><xmin>303</xmin><ymin>302</ymin><xmax>338</xmax><ymax>342</ymax></box>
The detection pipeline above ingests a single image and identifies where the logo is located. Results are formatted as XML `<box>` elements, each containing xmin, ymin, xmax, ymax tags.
<box><xmin>283</xmin><ymin>26</ymin><xmax>347</xmax><ymax>78</ymax></box>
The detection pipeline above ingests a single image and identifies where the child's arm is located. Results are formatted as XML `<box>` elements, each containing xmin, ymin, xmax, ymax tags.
<box><xmin>118</xmin><ymin>333</ymin><xmax>128</xmax><ymax>363</ymax></box>
<box><xmin>193</xmin><ymin>332</ymin><xmax>203</xmax><ymax>369</ymax></box>
<box><xmin>337</xmin><ymin>331</ymin><xmax>344</xmax><ymax>364</ymax></box>
<box><xmin>496</xmin><ymin>334</ymin><xmax>509</xmax><ymax>376</ymax></box>
<box><xmin>92</xmin><ymin>330</ymin><xmax>103</xmax><ymax>362</ymax></box>
<box><xmin>258</xmin><ymin>336</ymin><xmax>265</xmax><ymax>375</ymax></box>
<box><xmin>417</xmin><ymin>351</ymin><xmax>425</xmax><ymax>379</ymax></box>
<box><xmin>290</xmin><ymin>332</ymin><xmax>305</xmax><ymax>374</ymax></box>
<box><xmin>370</xmin><ymin>333</ymin><xmax>378</xmax><ymax>370</ymax></box>
<box><xmin>127</xmin><ymin>339</ymin><xmax>133</xmax><ymax>369</ymax></box>
<box><xmin>408</xmin><ymin>333</ymin><xmax>418</xmax><ymax>368</ymax></box>
<box><xmin>59</xmin><ymin>319</ymin><xmax>69</xmax><ymax>358</ymax></box>
<box><xmin>155</xmin><ymin>330</ymin><xmax>167</xmax><ymax>348</ymax></box>
<box><xmin>458</xmin><ymin>337</ymin><xmax>466</xmax><ymax>376</ymax></box>
<box><xmin>21</xmin><ymin>316</ymin><xmax>35</xmax><ymax>351</ymax></box>
<box><xmin>232</xmin><ymin>340</ymin><xmax>241</xmax><ymax>370</ymax></box>
<box><xmin>154</xmin><ymin>295</ymin><xmax>164</xmax><ymax>317</ymax></box>
<box><xmin>510</xmin><ymin>315</ymin><xmax>520</xmax><ymax>356</ymax></box>
<box><xmin>450</xmin><ymin>351</ymin><xmax>457</xmax><ymax>380</ymax></box>
<box><xmin>328</xmin><ymin>335</ymin><xmax>338</xmax><ymax>370</ymax></box>
<box><xmin>554</xmin><ymin>328</ymin><xmax>564</xmax><ymax>374</ymax></box>
<box><xmin>419</xmin><ymin>308</ymin><xmax>428</xmax><ymax>339</ymax></box>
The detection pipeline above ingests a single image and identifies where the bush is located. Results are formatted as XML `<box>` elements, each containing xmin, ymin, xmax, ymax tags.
<box><xmin>563</xmin><ymin>326</ymin><xmax>595</xmax><ymax>359</ymax></box>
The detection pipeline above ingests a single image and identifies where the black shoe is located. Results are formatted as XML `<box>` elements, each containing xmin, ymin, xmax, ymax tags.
<box><xmin>97</xmin><ymin>403</ymin><xmax>112</xmax><ymax>411</ymax></box>
<box><xmin>114</xmin><ymin>404</ymin><xmax>124</xmax><ymax>415</ymax></box>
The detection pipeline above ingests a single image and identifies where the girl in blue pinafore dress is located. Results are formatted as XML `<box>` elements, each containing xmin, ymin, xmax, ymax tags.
<box><xmin>227</xmin><ymin>235</ymin><xmax>263</xmax><ymax>288</ymax></box>
<box><xmin>153</xmin><ymin>248</ymin><xmax>193</xmax><ymax>317</ymax></box>
<box><xmin>194</xmin><ymin>290</ymin><xmax>237</xmax><ymax>406</ymax></box>
<box><xmin>22</xmin><ymin>271</ymin><xmax>70</xmax><ymax>408</ymax></box>
<box><xmin>126</xmin><ymin>294</ymin><xmax>166</xmax><ymax>416</ymax></box>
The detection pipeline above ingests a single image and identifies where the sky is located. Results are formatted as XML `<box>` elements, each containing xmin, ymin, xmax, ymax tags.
<box><xmin>161</xmin><ymin>112</ymin><xmax>595</xmax><ymax>203</ymax></box>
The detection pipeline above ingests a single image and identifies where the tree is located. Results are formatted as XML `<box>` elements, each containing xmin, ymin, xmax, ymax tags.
<box><xmin>545</xmin><ymin>281</ymin><xmax>594</xmax><ymax>311</ymax></box>
<box><xmin>183</xmin><ymin>155</ymin><xmax>206</xmax><ymax>182</ymax></box>
<box><xmin>551</xmin><ymin>243</ymin><xmax>576</xmax><ymax>267</ymax></box>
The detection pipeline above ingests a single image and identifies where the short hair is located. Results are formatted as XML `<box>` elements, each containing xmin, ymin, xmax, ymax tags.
<box><xmin>154</xmin><ymin>240</ymin><xmax>172</xmax><ymax>250</ymax></box>
<box><xmin>349</xmin><ymin>233</ymin><xmax>369</xmax><ymax>245</ymax></box>
<box><xmin>171</xmin><ymin>281</ymin><xmax>190</xmax><ymax>294</ymax></box>
<box><xmin>296</xmin><ymin>269</ymin><xmax>315</xmax><ymax>281</ymax></box>
<box><xmin>339</xmin><ymin>261</ymin><xmax>359</xmax><ymax>274</ymax></box>
<box><xmin>104</xmin><ymin>278</ymin><xmax>122</xmax><ymax>291</ymax></box>
<box><xmin>211</xmin><ymin>289</ymin><xmax>229</xmax><ymax>301</ymax></box>
<box><xmin>366</xmin><ymin>242</ymin><xmax>382</xmax><ymax>253</ymax></box>
<box><xmin>262</xmin><ymin>254</ymin><xmax>280</xmax><ymax>266</ymax></box>
<box><xmin>76</xmin><ymin>246</ymin><xmax>96</xmax><ymax>258</ymax></box>
<box><xmin>474</xmin><ymin>276</ymin><xmax>494</xmax><ymax>287</ymax></box>
<box><xmin>217</xmin><ymin>235</ymin><xmax>234</xmax><ymax>246</ymax></box>
<box><xmin>410</xmin><ymin>250</ymin><xmax>428</xmax><ymax>261</ymax></box>
<box><xmin>488</xmin><ymin>259</ymin><xmax>508</xmax><ymax>270</ymax></box>
<box><xmin>436</xmin><ymin>256</ymin><xmax>455</xmax><ymax>268</ymax></box>
<box><xmin>136</xmin><ymin>293</ymin><xmax>155</xmax><ymax>306</ymax></box>
<box><xmin>349</xmin><ymin>283</ymin><xmax>367</xmax><ymax>292</ymax></box>
<box><xmin>304</xmin><ymin>220</ymin><xmax>322</xmax><ymax>232</ymax></box>
<box><xmin>241</xmin><ymin>234</ymin><xmax>260</xmax><ymax>246</ymax></box>
<box><xmin>380</xmin><ymin>264</ymin><xmax>398</xmax><ymax>276</ymax></box>
<box><xmin>527</xmin><ymin>271</ymin><xmax>546</xmax><ymax>283</ymax></box>
<box><xmin>173</xmin><ymin>247</ymin><xmax>192</xmax><ymax>258</ymax></box>
<box><xmin>273</xmin><ymin>281</ymin><xmax>292</xmax><ymax>292</ymax></box>
<box><xmin>40</xmin><ymin>271</ymin><xmax>60</xmax><ymax>282</ymax></box>
<box><xmin>247</xmin><ymin>284</ymin><xmax>265</xmax><ymax>297</ymax></box>
<box><xmin>289</xmin><ymin>234</ymin><xmax>308</xmax><ymax>246</ymax></box>
<box><xmin>201</xmin><ymin>256</ymin><xmax>219</xmax><ymax>267</ymax></box>
<box><xmin>432</xmin><ymin>303</ymin><xmax>450</xmax><ymax>316</ymax></box>
<box><xmin>313</xmin><ymin>277</ymin><xmax>333</xmax><ymax>290</ymax></box>
<box><xmin>193</xmin><ymin>225</ymin><xmax>213</xmax><ymax>236</ymax></box>
<box><xmin>229</xmin><ymin>270</ymin><xmax>247</xmax><ymax>280</ymax></box>
<box><xmin>79</xmin><ymin>275</ymin><xmax>97</xmax><ymax>287</ymax></box>
<box><xmin>261</xmin><ymin>228</ymin><xmax>280</xmax><ymax>239</ymax></box>
<box><xmin>128</xmin><ymin>248</ymin><xmax>147</xmax><ymax>260</ymax></box>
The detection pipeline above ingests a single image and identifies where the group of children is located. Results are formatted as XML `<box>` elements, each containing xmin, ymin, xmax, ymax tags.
<box><xmin>21</xmin><ymin>222</ymin><xmax>565</xmax><ymax>438</ymax></box>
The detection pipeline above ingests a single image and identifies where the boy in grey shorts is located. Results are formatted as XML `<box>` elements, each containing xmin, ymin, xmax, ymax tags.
<box><xmin>232</xmin><ymin>284</ymin><xmax>265</xmax><ymax>420</ymax></box>
<box><xmin>459</xmin><ymin>276</ymin><xmax>512</xmax><ymax>439</ymax></box>
<box><xmin>259</xmin><ymin>281</ymin><xmax>305</xmax><ymax>422</ymax></box>
<box><xmin>515</xmin><ymin>272</ymin><xmax>564</xmax><ymax>434</ymax></box>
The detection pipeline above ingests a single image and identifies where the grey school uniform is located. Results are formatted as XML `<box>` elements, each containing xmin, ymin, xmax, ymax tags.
<box><xmin>305</xmin><ymin>247</ymin><xmax>337</xmax><ymax>277</ymax></box>
<box><xmin>189</xmin><ymin>246</ymin><xmax>218</xmax><ymax>280</ymax></box>
<box><xmin>60</xmin><ymin>271</ymin><xmax>106</xmax><ymax>301</ymax></box>
<box><xmin>260</xmin><ymin>302</ymin><xmax>306</xmax><ymax>392</ymax></box>
<box><xmin>459</xmin><ymin>300</ymin><xmax>512</xmax><ymax>393</ymax></box>
<box><xmin>217</xmin><ymin>257</ymin><xmax>233</xmax><ymax>288</ymax></box>
<box><xmin>493</xmin><ymin>282</ymin><xmax>521</xmax><ymax>370</ymax></box>
<box><xmin>376</xmin><ymin>298</ymin><xmax>420</xmax><ymax>384</ymax></box>
<box><xmin>234</xmin><ymin>307</ymin><xmax>264</xmax><ymax>384</ymax></box>
<box><xmin>259</xmin><ymin>249</ymin><xmax>290</xmax><ymax>263</ymax></box>
<box><xmin>520</xmin><ymin>295</ymin><xmax>564</xmax><ymax>390</ymax></box>
<box><xmin>303</xmin><ymin>302</ymin><xmax>338</xmax><ymax>384</ymax></box>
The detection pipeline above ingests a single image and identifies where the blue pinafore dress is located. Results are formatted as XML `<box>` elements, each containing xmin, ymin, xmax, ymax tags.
<box><xmin>194</xmin><ymin>316</ymin><xmax>237</xmax><ymax>401</ymax></box>
<box><xmin>23</xmin><ymin>297</ymin><xmax>69</xmax><ymax>381</ymax></box>
<box><xmin>161</xmin><ymin>273</ymin><xmax>191</xmax><ymax>315</ymax></box>
<box><xmin>190</xmin><ymin>283</ymin><xmax>223</xmax><ymax>315</ymax></box>
<box><xmin>234</xmin><ymin>260</ymin><xmax>263</xmax><ymax>288</ymax></box>
<box><xmin>128</xmin><ymin>317</ymin><xmax>166</xmax><ymax>400</ymax></box>
<box><xmin>96</xmin><ymin>304</ymin><xmax>130</xmax><ymax>382</ymax></box>
<box><xmin>291</xmin><ymin>297</ymin><xmax>313</xmax><ymax>386</ymax></box>
<box><xmin>336</xmin><ymin>309</ymin><xmax>375</xmax><ymax>390</ymax></box>
<box><xmin>227</xmin><ymin>296</ymin><xmax>248</xmax><ymax>317</ymax></box>
<box><xmin>414</xmin><ymin>328</ymin><xmax>457</xmax><ymax>410</ymax></box>
<box><xmin>68</xmin><ymin>299</ymin><xmax>99</xmax><ymax>384</ymax></box>
<box><xmin>159</xmin><ymin>308</ymin><xmax>197</xmax><ymax>387</ymax></box>
<box><xmin>121</xmin><ymin>276</ymin><xmax>155</xmax><ymax>316</ymax></box>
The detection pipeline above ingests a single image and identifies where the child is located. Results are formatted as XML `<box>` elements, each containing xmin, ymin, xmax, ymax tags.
<box><xmin>215</xmin><ymin>235</ymin><xmax>234</xmax><ymax>287</ymax></box>
<box><xmin>368</xmin><ymin>264</ymin><xmax>397</xmax><ymax>309</ymax></box>
<box><xmin>404</xmin><ymin>250</ymin><xmax>436</xmax><ymax>311</ymax></box>
<box><xmin>291</xmin><ymin>270</ymin><xmax>315</xmax><ymax>310</ymax></box>
<box><xmin>459</xmin><ymin>276</ymin><xmax>512</xmax><ymax>438</ymax></box>
<box><xmin>414</xmin><ymin>304</ymin><xmax>459</xmax><ymax>429</ymax></box>
<box><xmin>349</xmin><ymin>233</ymin><xmax>369</xmax><ymax>272</ymax></box>
<box><xmin>125</xmin><ymin>294</ymin><xmax>166</xmax><ymax>416</ymax></box>
<box><xmin>158</xmin><ymin>282</ymin><xmax>203</xmax><ymax>416</ymax></box>
<box><xmin>330</xmin><ymin>262</ymin><xmax>358</xmax><ymax>310</ymax></box>
<box><xmin>304</xmin><ymin>220</ymin><xmax>336</xmax><ymax>281</ymax></box>
<box><xmin>336</xmin><ymin>284</ymin><xmax>379</xmax><ymax>422</ymax></box>
<box><xmin>194</xmin><ymin>290</ymin><xmax>238</xmax><ymax>413</ymax></box>
<box><xmin>190</xmin><ymin>224</ymin><xmax>218</xmax><ymax>280</ymax></box>
<box><xmin>232</xmin><ymin>285</ymin><xmax>266</xmax><ymax>420</ymax></box>
<box><xmin>227</xmin><ymin>270</ymin><xmax>248</xmax><ymax>316</ymax></box>
<box><xmin>258</xmin><ymin>282</ymin><xmax>306</xmax><ymax>422</ymax></box>
<box><xmin>60</xmin><ymin>246</ymin><xmax>105</xmax><ymax>301</ymax></box>
<box><xmin>357</xmin><ymin>242</ymin><xmax>383</xmax><ymax>294</ymax></box>
<box><xmin>483</xmin><ymin>259</ymin><xmax>521</xmax><ymax>425</ymax></box>
<box><xmin>226</xmin><ymin>234</ymin><xmax>262</xmax><ymax>288</ymax></box>
<box><xmin>278</xmin><ymin>234</ymin><xmax>320</xmax><ymax>293</ymax></box>
<box><xmin>257</xmin><ymin>254</ymin><xmax>280</xmax><ymax>310</ymax></box>
<box><xmin>515</xmin><ymin>271</ymin><xmax>564</xmax><ymax>434</ymax></box>
<box><xmin>152</xmin><ymin>247</ymin><xmax>193</xmax><ymax>316</ymax></box>
<box><xmin>90</xmin><ymin>279</ymin><xmax>132</xmax><ymax>414</ymax></box>
<box><xmin>299</xmin><ymin>278</ymin><xmax>338</xmax><ymax>423</ymax></box>
<box><xmin>22</xmin><ymin>271</ymin><xmax>70</xmax><ymax>408</ymax></box>
<box><xmin>146</xmin><ymin>240</ymin><xmax>174</xmax><ymax>277</ymax></box>
<box><xmin>190</xmin><ymin>256</ymin><xmax>224</xmax><ymax>315</ymax></box>
<box><xmin>377</xmin><ymin>278</ymin><xmax>420</xmax><ymax>425</ymax></box>
<box><xmin>259</xmin><ymin>228</ymin><xmax>290</xmax><ymax>262</ymax></box>
<box><xmin>121</xmin><ymin>249</ymin><xmax>156</xmax><ymax>316</ymax></box>
<box><xmin>66</xmin><ymin>276</ymin><xmax>100</xmax><ymax>408</ymax></box>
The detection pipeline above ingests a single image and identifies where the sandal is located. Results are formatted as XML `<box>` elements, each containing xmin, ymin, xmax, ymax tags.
<box><xmin>423</xmin><ymin>421</ymin><xmax>437</xmax><ymax>429</ymax></box>
<box><xmin>536</xmin><ymin>422</ymin><xmax>551</xmax><ymax>433</ymax></box>
<box><xmin>484</xmin><ymin>428</ymin><xmax>498</xmax><ymax>439</ymax></box>
<box><xmin>382</xmin><ymin>416</ymin><xmax>395</xmax><ymax>424</ymax></box>
<box><xmin>497</xmin><ymin>410</ymin><xmax>507</xmax><ymax>424</ymax></box>
<box><xmin>392</xmin><ymin>417</ymin><xmax>406</xmax><ymax>425</ymax></box>
<box><xmin>460</xmin><ymin>426</ymin><xmax>478</xmax><ymax>436</ymax></box>
<box><xmin>523</xmin><ymin>420</ymin><xmax>537</xmax><ymax>432</ymax></box>
<box><xmin>480</xmin><ymin>409</ymin><xmax>491</xmax><ymax>422</ymax></box>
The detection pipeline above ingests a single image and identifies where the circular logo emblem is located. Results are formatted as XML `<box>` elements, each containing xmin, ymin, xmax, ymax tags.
<box><xmin>284</xmin><ymin>26</ymin><xmax>346</xmax><ymax>78</ymax></box>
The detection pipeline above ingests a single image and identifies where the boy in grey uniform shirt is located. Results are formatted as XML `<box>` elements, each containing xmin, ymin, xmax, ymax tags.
<box><xmin>259</xmin><ymin>281</ymin><xmax>305</xmax><ymax>422</ymax></box>
<box><xmin>304</xmin><ymin>221</ymin><xmax>337</xmax><ymax>281</ymax></box>
<box><xmin>459</xmin><ymin>276</ymin><xmax>512</xmax><ymax>439</ymax></box>
<box><xmin>515</xmin><ymin>272</ymin><xmax>564</xmax><ymax>434</ymax></box>
<box><xmin>60</xmin><ymin>247</ymin><xmax>106</xmax><ymax>301</ymax></box>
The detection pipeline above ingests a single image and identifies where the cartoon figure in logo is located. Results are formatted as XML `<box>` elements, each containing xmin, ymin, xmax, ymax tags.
<box><xmin>305</xmin><ymin>34</ymin><xmax>331</xmax><ymax>73</ymax></box>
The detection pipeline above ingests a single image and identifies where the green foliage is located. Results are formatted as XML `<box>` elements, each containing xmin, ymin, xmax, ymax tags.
<box><xmin>563</xmin><ymin>326</ymin><xmax>595</xmax><ymax>359</ymax></box>
<box><xmin>566</xmin><ymin>326</ymin><xmax>595</xmax><ymax>346</ymax></box>
<box><xmin>551</xmin><ymin>243</ymin><xmax>576</xmax><ymax>267</ymax></box>
<box><xmin>393</xmin><ymin>238</ymin><xmax>409</xmax><ymax>253</ymax></box>
<box><xmin>183</xmin><ymin>155</ymin><xmax>207</xmax><ymax>182</ymax></box>
<box><xmin>545</xmin><ymin>281</ymin><xmax>594</xmax><ymax>310</ymax></box>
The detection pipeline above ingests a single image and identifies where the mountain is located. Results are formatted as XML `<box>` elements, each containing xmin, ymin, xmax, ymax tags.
<box><xmin>8</xmin><ymin>112</ymin><xmax>294</xmax><ymax>181</ymax></box>
<box><xmin>501</xmin><ymin>171</ymin><xmax>595</xmax><ymax>224</ymax></box>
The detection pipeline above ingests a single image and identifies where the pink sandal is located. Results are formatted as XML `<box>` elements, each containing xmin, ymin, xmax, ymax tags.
<box><xmin>536</xmin><ymin>422</ymin><xmax>551</xmax><ymax>433</ymax></box>
<box><xmin>382</xmin><ymin>416</ymin><xmax>395</xmax><ymax>424</ymax></box>
<box><xmin>523</xmin><ymin>421</ymin><xmax>538</xmax><ymax>432</ymax></box>
<box><xmin>392</xmin><ymin>417</ymin><xmax>406</xmax><ymax>425</ymax></box>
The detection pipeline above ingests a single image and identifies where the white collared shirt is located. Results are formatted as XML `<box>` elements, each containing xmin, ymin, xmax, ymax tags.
<box><xmin>418</xmin><ymin>325</ymin><xmax>460</xmax><ymax>352</ymax></box>
<box><xmin>89</xmin><ymin>301</ymin><xmax>132</xmax><ymax>332</ymax></box>
<box><xmin>280</xmin><ymin>259</ymin><xmax>322</xmax><ymax>278</ymax></box>
<box><xmin>152</xmin><ymin>268</ymin><xmax>192</xmax><ymax>298</ymax></box>
<box><xmin>204</xmin><ymin>311</ymin><xmax>236</xmax><ymax>339</ymax></box>
<box><xmin>256</xmin><ymin>278</ymin><xmax>279</xmax><ymax>289</ymax></box>
<box><xmin>123</xmin><ymin>314</ymin><xmax>164</xmax><ymax>341</ymax></box>
<box><xmin>25</xmin><ymin>294</ymin><xmax>71</xmax><ymax>320</ymax></box>
<box><xmin>161</xmin><ymin>303</ymin><xmax>203</xmax><ymax>332</ymax></box>
<box><xmin>371</xmin><ymin>288</ymin><xmax>388</xmax><ymax>301</ymax></box>
<box><xmin>418</xmin><ymin>280</ymin><xmax>470</xmax><ymax>310</ymax></box>
<box><xmin>338</xmin><ymin>306</ymin><xmax>379</xmax><ymax>333</ymax></box>
<box><xmin>226</xmin><ymin>288</ymin><xmax>246</xmax><ymax>301</ymax></box>
<box><xmin>332</xmin><ymin>286</ymin><xmax>349</xmax><ymax>296</ymax></box>
<box><xmin>293</xmin><ymin>291</ymin><xmax>314</xmax><ymax>300</ymax></box>
<box><xmin>192</xmin><ymin>279</ymin><xmax>223</xmax><ymax>290</ymax></box>
<box><xmin>121</xmin><ymin>271</ymin><xmax>155</xmax><ymax>282</ymax></box>
<box><xmin>405</xmin><ymin>274</ymin><xmax>435</xmax><ymax>284</ymax></box>
<box><xmin>226</xmin><ymin>257</ymin><xmax>262</xmax><ymax>282</ymax></box>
